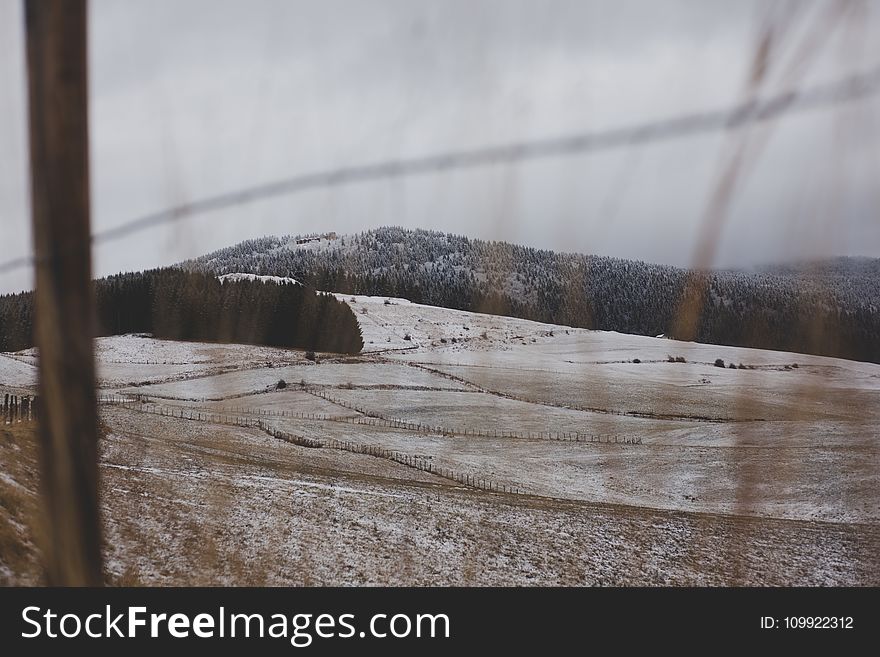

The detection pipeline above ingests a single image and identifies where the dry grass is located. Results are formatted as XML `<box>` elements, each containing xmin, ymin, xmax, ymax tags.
<box><xmin>0</xmin><ymin>424</ymin><xmax>42</xmax><ymax>585</ymax></box>
<box><xmin>2</xmin><ymin>406</ymin><xmax>878</xmax><ymax>586</ymax></box>
<box><xmin>1</xmin><ymin>422</ymin><xmax>147</xmax><ymax>586</ymax></box>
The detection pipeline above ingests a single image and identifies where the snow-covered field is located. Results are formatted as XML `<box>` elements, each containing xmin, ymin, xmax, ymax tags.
<box><xmin>119</xmin><ymin>361</ymin><xmax>471</xmax><ymax>400</ymax></box>
<box><xmin>0</xmin><ymin>353</ymin><xmax>36</xmax><ymax>390</ymax></box>
<box><xmin>335</xmin><ymin>293</ymin><xmax>576</xmax><ymax>353</ymax></box>
<box><xmin>2</xmin><ymin>293</ymin><xmax>879</xmax><ymax>584</ymax></box>
<box><xmin>93</xmin><ymin>408</ymin><xmax>880</xmax><ymax>586</ymax></box>
<box><xmin>13</xmin><ymin>334</ymin><xmax>311</xmax><ymax>389</ymax></box>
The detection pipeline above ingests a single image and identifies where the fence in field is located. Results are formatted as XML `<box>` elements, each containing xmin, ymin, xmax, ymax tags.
<box><xmin>97</xmin><ymin>396</ymin><xmax>523</xmax><ymax>494</ymax></box>
<box><xmin>2</xmin><ymin>393</ymin><xmax>39</xmax><ymax>424</ymax></box>
<box><xmin>100</xmin><ymin>360</ymin><xmax>198</xmax><ymax>365</ymax></box>
<box><xmin>320</xmin><ymin>437</ymin><xmax>523</xmax><ymax>495</ymax></box>
<box><xmin>98</xmin><ymin>392</ymin><xmax>642</xmax><ymax>444</ymax></box>
<box><xmin>303</xmin><ymin>387</ymin><xmax>643</xmax><ymax>444</ymax></box>
<box><xmin>406</xmin><ymin>361</ymin><xmax>733</xmax><ymax>424</ymax></box>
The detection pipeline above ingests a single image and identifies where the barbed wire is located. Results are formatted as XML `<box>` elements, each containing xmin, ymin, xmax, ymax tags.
<box><xmin>2</xmin><ymin>64</ymin><xmax>880</xmax><ymax>278</ymax></box>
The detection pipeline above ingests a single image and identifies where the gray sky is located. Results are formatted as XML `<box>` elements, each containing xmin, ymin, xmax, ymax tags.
<box><xmin>1</xmin><ymin>0</ymin><xmax>879</xmax><ymax>294</ymax></box>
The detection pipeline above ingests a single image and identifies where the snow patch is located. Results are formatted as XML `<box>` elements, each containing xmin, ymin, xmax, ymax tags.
<box><xmin>218</xmin><ymin>273</ymin><xmax>302</xmax><ymax>286</ymax></box>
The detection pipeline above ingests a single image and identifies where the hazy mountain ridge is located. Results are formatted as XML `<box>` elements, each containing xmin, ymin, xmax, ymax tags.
<box><xmin>185</xmin><ymin>227</ymin><xmax>880</xmax><ymax>363</ymax></box>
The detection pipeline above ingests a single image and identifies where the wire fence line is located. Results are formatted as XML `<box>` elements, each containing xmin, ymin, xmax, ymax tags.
<box><xmin>97</xmin><ymin>391</ymin><xmax>643</xmax><ymax>445</ymax></box>
<box><xmin>320</xmin><ymin>437</ymin><xmax>524</xmax><ymax>495</ymax></box>
<box><xmin>300</xmin><ymin>386</ymin><xmax>643</xmax><ymax>444</ymax></box>
<box><xmin>407</xmin><ymin>362</ymin><xmax>743</xmax><ymax>424</ymax></box>
<box><xmin>231</xmin><ymin>403</ymin><xmax>640</xmax><ymax>444</ymax></box>
<box><xmin>2</xmin><ymin>64</ymin><xmax>880</xmax><ymax>278</ymax></box>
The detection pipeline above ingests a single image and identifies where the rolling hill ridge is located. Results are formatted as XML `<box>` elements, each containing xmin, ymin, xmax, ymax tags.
<box><xmin>185</xmin><ymin>227</ymin><xmax>880</xmax><ymax>363</ymax></box>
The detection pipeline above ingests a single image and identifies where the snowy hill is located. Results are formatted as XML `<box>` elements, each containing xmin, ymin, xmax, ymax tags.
<box><xmin>184</xmin><ymin>227</ymin><xmax>880</xmax><ymax>363</ymax></box>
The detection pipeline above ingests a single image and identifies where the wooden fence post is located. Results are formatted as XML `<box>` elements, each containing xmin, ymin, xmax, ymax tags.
<box><xmin>25</xmin><ymin>0</ymin><xmax>102</xmax><ymax>586</ymax></box>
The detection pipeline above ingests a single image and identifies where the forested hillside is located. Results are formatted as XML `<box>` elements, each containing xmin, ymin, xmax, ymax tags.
<box><xmin>186</xmin><ymin>227</ymin><xmax>880</xmax><ymax>363</ymax></box>
<box><xmin>0</xmin><ymin>268</ymin><xmax>363</xmax><ymax>354</ymax></box>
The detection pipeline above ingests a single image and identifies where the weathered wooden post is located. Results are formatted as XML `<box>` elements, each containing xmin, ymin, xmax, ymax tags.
<box><xmin>25</xmin><ymin>0</ymin><xmax>103</xmax><ymax>585</ymax></box>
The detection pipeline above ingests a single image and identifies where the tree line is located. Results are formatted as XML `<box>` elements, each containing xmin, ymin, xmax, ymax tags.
<box><xmin>0</xmin><ymin>268</ymin><xmax>363</xmax><ymax>354</ymax></box>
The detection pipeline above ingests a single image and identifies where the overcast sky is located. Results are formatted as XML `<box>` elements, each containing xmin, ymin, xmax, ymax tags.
<box><xmin>1</xmin><ymin>0</ymin><xmax>879</xmax><ymax>293</ymax></box>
